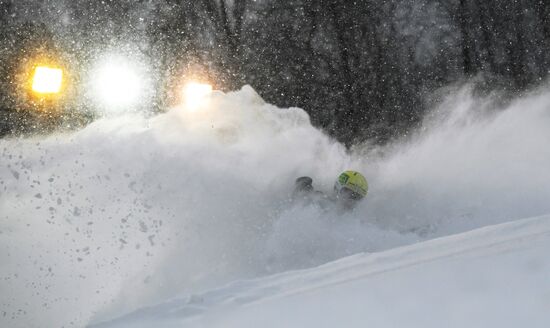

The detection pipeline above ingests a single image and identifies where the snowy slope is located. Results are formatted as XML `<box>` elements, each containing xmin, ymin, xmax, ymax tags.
<box><xmin>3</xmin><ymin>85</ymin><xmax>550</xmax><ymax>327</ymax></box>
<box><xmin>93</xmin><ymin>214</ymin><xmax>550</xmax><ymax>328</ymax></box>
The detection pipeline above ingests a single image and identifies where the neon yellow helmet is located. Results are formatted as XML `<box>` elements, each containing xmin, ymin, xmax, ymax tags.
<box><xmin>334</xmin><ymin>170</ymin><xmax>368</xmax><ymax>200</ymax></box>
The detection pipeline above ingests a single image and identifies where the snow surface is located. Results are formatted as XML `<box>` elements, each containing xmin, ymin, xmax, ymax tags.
<box><xmin>2</xmin><ymin>85</ymin><xmax>550</xmax><ymax>327</ymax></box>
<box><xmin>93</xmin><ymin>214</ymin><xmax>550</xmax><ymax>328</ymax></box>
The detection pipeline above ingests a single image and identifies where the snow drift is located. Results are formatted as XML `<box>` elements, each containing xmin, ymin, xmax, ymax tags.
<box><xmin>94</xmin><ymin>214</ymin><xmax>550</xmax><ymax>328</ymax></box>
<box><xmin>1</xmin><ymin>84</ymin><xmax>550</xmax><ymax>327</ymax></box>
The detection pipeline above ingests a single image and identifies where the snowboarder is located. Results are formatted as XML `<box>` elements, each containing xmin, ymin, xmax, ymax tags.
<box><xmin>292</xmin><ymin>170</ymin><xmax>368</xmax><ymax>212</ymax></box>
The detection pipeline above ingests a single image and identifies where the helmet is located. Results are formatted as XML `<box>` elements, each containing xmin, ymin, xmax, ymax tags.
<box><xmin>334</xmin><ymin>171</ymin><xmax>368</xmax><ymax>200</ymax></box>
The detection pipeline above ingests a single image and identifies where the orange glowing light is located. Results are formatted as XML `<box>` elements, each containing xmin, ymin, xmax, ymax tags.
<box><xmin>31</xmin><ymin>66</ymin><xmax>63</xmax><ymax>94</ymax></box>
<box><xmin>183</xmin><ymin>82</ymin><xmax>213</xmax><ymax>111</ymax></box>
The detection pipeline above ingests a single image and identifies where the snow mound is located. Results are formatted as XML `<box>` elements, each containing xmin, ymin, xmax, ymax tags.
<box><xmin>94</xmin><ymin>214</ymin><xmax>550</xmax><ymax>328</ymax></box>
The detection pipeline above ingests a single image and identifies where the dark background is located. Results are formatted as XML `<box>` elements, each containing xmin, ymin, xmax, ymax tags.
<box><xmin>1</xmin><ymin>0</ymin><xmax>549</xmax><ymax>145</ymax></box>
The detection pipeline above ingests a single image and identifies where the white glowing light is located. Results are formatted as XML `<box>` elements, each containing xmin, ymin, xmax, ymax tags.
<box><xmin>183</xmin><ymin>82</ymin><xmax>213</xmax><ymax>111</ymax></box>
<box><xmin>92</xmin><ymin>59</ymin><xmax>144</xmax><ymax>109</ymax></box>
<box><xmin>32</xmin><ymin>66</ymin><xmax>63</xmax><ymax>94</ymax></box>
